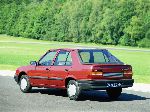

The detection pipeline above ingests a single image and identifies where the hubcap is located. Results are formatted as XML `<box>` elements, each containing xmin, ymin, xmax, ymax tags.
<box><xmin>68</xmin><ymin>84</ymin><xmax>76</xmax><ymax>97</ymax></box>
<box><xmin>20</xmin><ymin>78</ymin><xmax>27</xmax><ymax>90</ymax></box>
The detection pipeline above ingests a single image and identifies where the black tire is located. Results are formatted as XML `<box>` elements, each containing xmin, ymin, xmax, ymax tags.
<box><xmin>67</xmin><ymin>80</ymin><xmax>81</xmax><ymax>101</ymax></box>
<box><xmin>19</xmin><ymin>75</ymin><xmax>32</xmax><ymax>93</ymax></box>
<box><xmin>106</xmin><ymin>88</ymin><xmax>122</xmax><ymax>100</ymax></box>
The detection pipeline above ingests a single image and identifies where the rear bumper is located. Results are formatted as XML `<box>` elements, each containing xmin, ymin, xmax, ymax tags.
<box><xmin>77</xmin><ymin>79</ymin><xmax>134</xmax><ymax>90</ymax></box>
<box><xmin>14</xmin><ymin>74</ymin><xmax>19</xmax><ymax>83</ymax></box>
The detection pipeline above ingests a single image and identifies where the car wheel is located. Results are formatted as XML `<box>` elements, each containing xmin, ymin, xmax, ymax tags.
<box><xmin>67</xmin><ymin>80</ymin><xmax>81</xmax><ymax>100</ymax></box>
<box><xmin>19</xmin><ymin>75</ymin><xmax>32</xmax><ymax>93</ymax></box>
<box><xmin>106</xmin><ymin>88</ymin><xmax>122</xmax><ymax>100</ymax></box>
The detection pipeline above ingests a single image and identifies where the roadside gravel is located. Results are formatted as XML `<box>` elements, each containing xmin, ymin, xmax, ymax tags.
<box><xmin>0</xmin><ymin>70</ymin><xmax>150</xmax><ymax>93</ymax></box>
<box><xmin>0</xmin><ymin>70</ymin><xmax>15</xmax><ymax>77</ymax></box>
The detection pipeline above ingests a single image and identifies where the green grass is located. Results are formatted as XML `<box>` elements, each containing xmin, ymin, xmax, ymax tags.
<box><xmin>0</xmin><ymin>35</ymin><xmax>150</xmax><ymax>83</ymax></box>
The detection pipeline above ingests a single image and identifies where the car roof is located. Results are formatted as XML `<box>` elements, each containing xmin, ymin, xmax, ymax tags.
<box><xmin>49</xmin><ymin>48</ymin><xmax>106</xmax><ymax>51</ymax></box>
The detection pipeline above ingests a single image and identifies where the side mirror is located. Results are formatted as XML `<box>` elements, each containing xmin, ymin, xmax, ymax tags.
<box><xmin>30</xmin><ymin>61</ymin><xmax>37</xmax><ymax>66</ymax></box>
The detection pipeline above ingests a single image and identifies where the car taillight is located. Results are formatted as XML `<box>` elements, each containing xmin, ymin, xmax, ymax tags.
<box><xmin>92</xmin><ymin>69</ymin><xmax>103</xmax><ymax>75</ymax></box>
<box><xmin>124</xmin><ymin>70</ymin><xmax>132</xmax><ymax>78</ymax></box>
<box><xmin>123</xmin><ymin>65</ymin><xmax>133</xmax><ymax>78</ymax></box>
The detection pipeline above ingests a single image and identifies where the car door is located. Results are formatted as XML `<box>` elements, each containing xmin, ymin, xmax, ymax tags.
<box><xmin>29</xmin><ymin>51</ymin><xmax>57</xmax><ymax>86</ymax></box>
<box><xmin>49</xmin><ymin>50</ymin><xmax>72</xmax><ymax>88</ymax></box>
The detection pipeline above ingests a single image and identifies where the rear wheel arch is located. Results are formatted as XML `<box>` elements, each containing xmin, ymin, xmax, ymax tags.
<box><xmin>65</xmin><ymin>77</ymin><xmax>76</xmax><ymax>88</ymax></box>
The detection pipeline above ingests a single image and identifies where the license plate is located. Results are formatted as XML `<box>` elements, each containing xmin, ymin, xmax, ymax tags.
<box><xmin>107</xmin><ymin>83</ymin><xmax>122</xmax><ymax>88</ymax></box>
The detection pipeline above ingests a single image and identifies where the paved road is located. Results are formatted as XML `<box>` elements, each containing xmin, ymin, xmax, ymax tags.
<box><xmin>1</xmin><ymin>41</ymin><xmax>150</xmax><ymax>52</ymax></box>
<box><xmin>0</xmin><ymin>76</ymin><xmax>150</xmax><ymax>112</ymax></box>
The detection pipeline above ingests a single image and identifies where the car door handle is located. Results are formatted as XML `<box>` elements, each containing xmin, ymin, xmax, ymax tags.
<box><xmin>64</xmin><ymin>69</ymin><xmax>69</xmax><ymax>72</ymax></box>
<box><xmin>46</xmin><ymin>68</ymin><xmax>50</xmax><ymax>71</ymax></box>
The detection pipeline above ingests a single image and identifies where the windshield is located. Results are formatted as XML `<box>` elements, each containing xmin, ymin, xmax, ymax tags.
<box><xmin>78</xmin><ymin>49</ymin><xmax>124</xmax><ymax>64</ymax></box>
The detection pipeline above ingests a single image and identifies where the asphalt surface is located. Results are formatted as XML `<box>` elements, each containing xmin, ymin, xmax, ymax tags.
<box><xmin>0</xmin><ymin>76</ymin><xmax>150</xmax><ymax>112</ymax></box>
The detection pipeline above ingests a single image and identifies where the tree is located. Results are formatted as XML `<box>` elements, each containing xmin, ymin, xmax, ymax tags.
<box><xmin>0</xmin><ymin>0</ymin><xmax>150</xmax><ymax>47</ymax></box>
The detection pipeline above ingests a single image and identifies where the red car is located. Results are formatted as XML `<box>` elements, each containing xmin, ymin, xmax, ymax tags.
<box><xmin>14</xmin><ymin>48</ymin><xmax>134</xmax><ymax>100</ymax></box>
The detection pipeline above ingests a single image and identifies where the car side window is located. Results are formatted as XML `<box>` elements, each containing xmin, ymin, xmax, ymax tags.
<box><xmin>54</xmin><ymin>51</ymin><xmax>72</xmax><ymax>66</ymax></box>
<box><xmin>66</xmin><ymin>52</ymin><xmax>72</xmax><ymax>66</ymax></box>
<box><xmin>79</xmin><ymin>50</ymin><xmax>110</xmax><ymax>63</ymax></box>
<box><xmin>93</xmin><ymin>52</ymin><xmax>109</xmax><ymax>63</ymax></box>
<box><xmin>79</xmin><ymin>52</ymin><xmax>90</xmax><ymax>63</ymax></box>
<box><xmin>38</xmin><ymin>51</ymin><xmax>57</xmax><ymax>66</ymax></box>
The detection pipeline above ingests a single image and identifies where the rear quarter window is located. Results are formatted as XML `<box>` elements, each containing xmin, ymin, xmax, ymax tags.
<box><xmin>79</xmin><ymin>52</ymin><xmax>90</xmax><ymax>63</ymax></box>
<box><xmin>78</xmin><ymin>49</ymin><xmax>110</xmax><ymax>64</ymax></box>
<box><xmin>93</xmin><ymin>52</ymin><xmax>109</xmax><ymax>63</ymax></box>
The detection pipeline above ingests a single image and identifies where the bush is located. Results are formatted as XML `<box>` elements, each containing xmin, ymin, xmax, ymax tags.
<box><xmin>138</xmin><ymin>38</ymin><xmax>150</xmax><ymax>48</ymax></box>
<box><xmin>119</xmin><ymin>35</ymin><xmax>131</xmax><ymax>46</ymax></box>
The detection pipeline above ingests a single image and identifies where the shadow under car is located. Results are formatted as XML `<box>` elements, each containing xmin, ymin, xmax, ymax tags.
<box><xmin>28</xmin><ymin>88</ymin><xmax>150</xmax><ymax>102</ymax></box>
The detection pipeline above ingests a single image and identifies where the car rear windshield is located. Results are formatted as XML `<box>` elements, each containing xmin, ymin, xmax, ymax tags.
<box><xmin>78</xmin><ymin>49</ymin><xmax>123</xmax><ymax>64</ymax></box>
